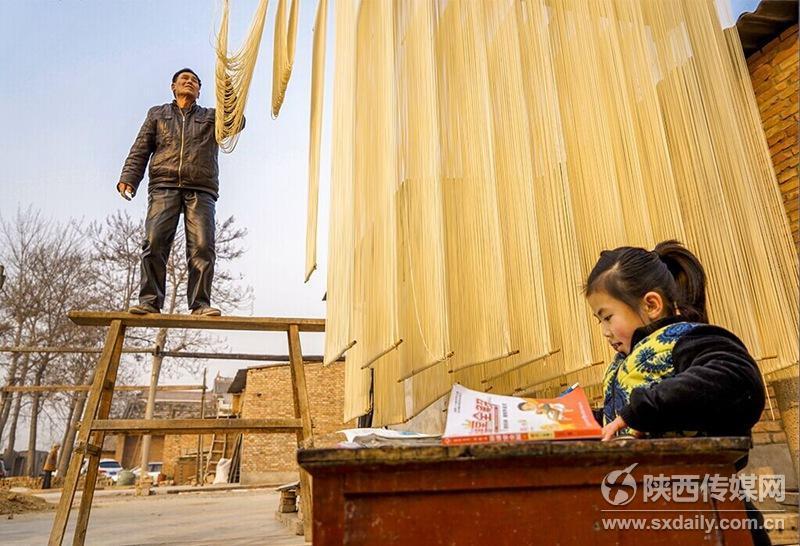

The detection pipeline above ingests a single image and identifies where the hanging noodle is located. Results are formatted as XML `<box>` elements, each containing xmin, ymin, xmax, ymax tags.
<box><xmin>317</xmin><ymin>0</ymin><xmax>798</xmax><ymax>425</ymax></box>
<box><xmin>271</xmin><ymin>0</ymin><xmax>300</xmax><ymax>117</ymax></box>
<box><xmin>324</xmin><ymin>0</ymin><xmax>368</xmax><ymax>422</ymax></box>
<box><xmin>305</xmin><ymin>0</ymin><xmax>328</xmax><ymax>282</ymax></box>
<box><xmin>350</xmin><ymin>0</ymin><xmax>405</xmax><ymax>424</ymax></box>
<box><xmin>214</xmin><ymin>0</ymin><xmax>270</xmax><ymax>153</ymax></box>
<box><xmin>393</xmin><ymin>0</ymin><xmax>452</xmax><ymax>418</ymax></box>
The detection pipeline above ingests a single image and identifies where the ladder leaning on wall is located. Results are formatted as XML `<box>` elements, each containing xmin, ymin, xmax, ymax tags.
<box><xmin>203</xmin><ymin>418</ymin><xmax>232</xmax><ymax>482</ymax></box>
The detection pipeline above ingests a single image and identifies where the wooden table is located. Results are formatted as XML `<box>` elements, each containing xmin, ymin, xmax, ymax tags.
<box><xmin>299</xmin><ymin>437</ymin><xmax>755</xmax><ymax>545</ymax></box>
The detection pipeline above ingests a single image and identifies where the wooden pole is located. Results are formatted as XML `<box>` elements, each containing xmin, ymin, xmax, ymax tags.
<box><xmin>138</xmin><ymin>330</ymin><xmax>167</xmax><ymax>488</ymax></box>
<box><xmin>1</xmin><ymin>384</ymin><xmax>204</xmax><ymax>393</ymax></box>
<box><xmin>0</xmin><ymin>346</ymin><xmax>333</xmax><ymax>362</ymax></box>
<box><xmin>0</xmin><ymin>346</ymin><xmax>152</xmax><ymax>355</ymax></box>
<box><xmin>90</xmin><ymin>418</ymin><xmax>300</xmax><ymax>435</ymax></box>
<box><xmin>71</xmin><ymin>323</ymin><xmax>126</xmax><ymax>546</ymax></box>
<box><xmin>49</xmin><ymin>320</ymin><xmax>126</xmax><ymax>546</ymax></box>
<box><xmin>68</xmin><ymin>311</ymin><xmax>325</xmax><ymax>332</ymax></box>
<box><xmin>288</xmin><ymin>324</ymin><xmax>315</xmax><ymax>541</ymax></box>
<box><xmin>197</xmin><ymin>369</ymin><xmax>207</xmax><ymax>486</ymax></box>
<box><xmin>158</xmin><ymin>351</ymin><xmax>329</xmax><ymax>362</ymax></box>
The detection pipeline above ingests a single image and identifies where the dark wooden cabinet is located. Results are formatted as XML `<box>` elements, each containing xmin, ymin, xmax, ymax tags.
<box><xmin>299</xmin><ymin>438</ymin><xmax>755</xmax><ymax>545</ymax></box>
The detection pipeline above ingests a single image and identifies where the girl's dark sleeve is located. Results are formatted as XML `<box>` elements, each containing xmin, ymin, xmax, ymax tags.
<box><xmin>618</xmin><ymin>326</ymin><xmax>765</xmax><ymax>435</ymax></box>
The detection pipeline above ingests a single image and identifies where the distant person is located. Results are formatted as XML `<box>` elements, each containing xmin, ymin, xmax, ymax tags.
<box><xmin>42</xmin><ymin>443</ymin><xmax>59</xmax><ymax>489</ymax></box>
<box><xmin>117</xmin><ymin>68</ymin><xmax>242</xmax><ymax>317</ymax></box>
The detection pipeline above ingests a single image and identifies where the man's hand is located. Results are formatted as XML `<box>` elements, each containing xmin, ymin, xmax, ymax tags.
<box><xmin>602</xmin><ymin>415</ymin><xmax>630</xmax><ymax>441</ymax></box>
<box><xmin>117</xmin><ymin>182</ymin><xmax>135</xmax><ymax>201</ymax></box>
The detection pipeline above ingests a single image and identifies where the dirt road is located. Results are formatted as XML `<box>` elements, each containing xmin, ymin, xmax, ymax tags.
<box><xmin>0</xmin><ymin>488</ymin><xmax>306</xmax><ymax>545</ymax></box>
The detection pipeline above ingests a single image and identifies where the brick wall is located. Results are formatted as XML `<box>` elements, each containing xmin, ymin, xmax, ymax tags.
<box><xmin>752</xmin><ymin>385</ymin><xmax>789</xmax><ymax>447</ymax></box>
<box><xmin>747</xmin><ymin>24</ymin><xmax>799</xmax><ymax>248</ymax></box>
<box><xmin>162</xmin><ymin>434</ymin><xmax>212</xmax><ymax>480</ymax></box>
<box><xmin>239</xmin><ymin>361</ymin><xmax>353</xmax><ymax>484</ymax></box>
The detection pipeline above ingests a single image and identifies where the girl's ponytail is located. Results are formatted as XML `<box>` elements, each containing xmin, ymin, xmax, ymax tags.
<box><xmin>654</xmin><ymin>240</ymin><xmax>708</xmax><ymax>323</ymax></box>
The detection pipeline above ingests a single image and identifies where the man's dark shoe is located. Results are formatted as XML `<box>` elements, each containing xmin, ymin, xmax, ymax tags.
<box><xmin>191</xmin><ymin>306</ymin><xmax>221</xmax><ymax>317</ymax></box>
<box><xmin>128</xmin><ymin>303</ymin><xmax>160</xmax><ymax>315</ymax></box>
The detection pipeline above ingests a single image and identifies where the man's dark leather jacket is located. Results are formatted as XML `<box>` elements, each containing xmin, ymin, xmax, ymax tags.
<box><xmin>119</xmin><ymin>101</ymin><xmax>227</xmax><ymax>199</ymax></box>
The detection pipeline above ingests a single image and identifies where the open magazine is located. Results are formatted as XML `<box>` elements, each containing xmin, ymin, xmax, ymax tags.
<box><xmin>442</xmin><ymin>384</ymin><xmax>602</xmax><ymax>444</ymax></box>
<box><xmin>338</xmin><ymin>428</ymin><xmax>441</xmax><ymax>448</ymax></box>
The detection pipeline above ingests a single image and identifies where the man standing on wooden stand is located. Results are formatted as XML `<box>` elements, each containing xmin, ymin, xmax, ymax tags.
<box><xmin>116</xmin><ymin>68</ymin><xmax>240</xmax><ymax>317</ymax></box>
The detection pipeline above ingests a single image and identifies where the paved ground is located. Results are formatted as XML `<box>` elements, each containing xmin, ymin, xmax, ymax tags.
<box><xmin>0</xmin><ymin>488</ymin><xmax>307</xmax><ymax>545</ymax></box>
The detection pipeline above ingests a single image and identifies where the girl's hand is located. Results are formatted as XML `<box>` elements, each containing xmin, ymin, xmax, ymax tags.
<box><xmin>601</xmin><ymin>416</ymin><xmax>628</xmax><ymax>441</ymax></box>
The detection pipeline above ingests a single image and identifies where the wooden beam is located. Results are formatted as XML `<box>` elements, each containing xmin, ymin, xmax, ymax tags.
<box><xmin>118</xmin><ymin>384</ymin><xmax>205</xmax><ymax>392</ymax></box>
<box><xmin>288</xmin><ymin>324</ymin><xmax>315</xmax><ymax>540</ymax></box>
<box><xmin>68</xmin><ymin>311</ymin><xmax>326</xmax><ymax>332</ymax></box>
<box><xmin>2</xmin><ymin>384</ymin><xmax>204</xmax><ymax>393</ymax></box>
<box><xmin>159</xmin><ymin>351</ymin><xmax>327</xmax><ymax>362</ymax></box>
<box><xmin>0</xmin><ymin>346</ymin><xmax>152</xmax><ymax>354</ymax></box>
<box><xmin>90</xmin><ymin>418</ymin><xmax>303</xmax><ymax>435</ymax></box>
<box><xmin>0</xmin><ymin>346</ymin><xmax>336</xmax><ymax>363</ymax></box>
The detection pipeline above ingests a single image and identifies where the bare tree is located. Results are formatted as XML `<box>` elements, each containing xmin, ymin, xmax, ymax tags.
<box><xmin>21</xmin><ymin>225</ymin><xmax>99</xmax><ymax>475</ymax></box>
<box><xmin>0</xmin><ymin>209</ymin><xmax>252</xmax><ymax>476</ymax></box>
<box><xmin>0</xmin><ymin>209</ymin><xmax>52</xmax><ymax>461</ymax></box>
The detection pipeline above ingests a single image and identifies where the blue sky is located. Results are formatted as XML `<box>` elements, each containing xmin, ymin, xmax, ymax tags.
<box><xmin>0</xmin><ymin>0</ymin><xmax>762</xmax><ymax>448</ymax></box>
<box><xmin>732</xmin><ymin>0</ymin><xmax>761</xmax><ymax>16</ymax></box>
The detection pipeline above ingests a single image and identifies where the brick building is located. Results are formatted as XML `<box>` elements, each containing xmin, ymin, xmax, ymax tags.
<box><xmin>107</xmin><ymin>390</ymin><xmax>213</xmax><ymax>469</ymax></box>
<box><xmin>735</xmin><ymin>10</ymin><xmax>800</xmax><ymax>541</ymax></box>
<box><xmin>745</xmin><ymin>22</ymin><xmax>799</xmax><ymax>248</ymax></box>
<box><xmin>230</xmin><ymin>361</ymin><xmax>353</xmax><ymax>484</ymax></box>
<box><xmin>103</xmin><ymin>374</ymin><xmax>231</xmax><ymax>480</ymax></box>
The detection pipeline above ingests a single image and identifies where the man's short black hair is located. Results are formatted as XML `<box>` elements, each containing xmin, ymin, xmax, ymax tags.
<box><xmin>172</xmin><ymin>68</ymin><xmax>201</xmax><ymax>86</ymax></box>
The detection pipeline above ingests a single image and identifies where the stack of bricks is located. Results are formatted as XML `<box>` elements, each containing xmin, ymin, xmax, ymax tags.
<box><xmin>278</xmin><ymin>487</ymin><xmax>297</xmax><ymax>513</ymax></box>
<box><xmin>239</xmin><ymin>361</ymin><xmax>354</xmax><ymax>483</ymax></box>
<box><xmin>274</xmin><ymin>484</ymin><xmax>304</xmax><ymax>536</ymax></box>
<box><xmin>0</xmin><ymin>476</ymin><xmax>63</xmax><ymax>490</ymax></box>
<box><xmin>0</xmin><ymin>477</ymin><xmax>42</xmax><ymax>490</ymax></box>
<box><xmin>752</xmin><ymin>384</ymin><xmax>789</xmax><ymax>447</ymax></box>
<box><xmin>746</xmin><ymin>24</ymin><xmax>799</xmax><ymax>249</ymax></box>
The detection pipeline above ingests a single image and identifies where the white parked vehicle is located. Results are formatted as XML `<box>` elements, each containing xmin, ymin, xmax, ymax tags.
<box><xmin>97</xmin><ymin>459</ymin><xmax>123</xmax><ymax>483</ymax></box>
<box><xmin>132</xmin><ymin>462</ymin><xmax>164</xmax><ymax>483</ymax></box>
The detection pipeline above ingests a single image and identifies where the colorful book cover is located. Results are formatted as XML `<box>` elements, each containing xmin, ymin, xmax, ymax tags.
<box><xmin>441</xmin><ymin>384</ymin><xmax>602</xmax><ymax>445</ymax></box>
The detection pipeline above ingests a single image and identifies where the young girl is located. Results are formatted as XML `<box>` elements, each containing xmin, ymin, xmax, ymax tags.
<box><xmin>585</xmin><ymin>240</ymin><xmax>770</xmax><ymax>545</ymax></box>
<box><xmin>584</xmin><ymin>240</ymin><xmax>765</xmax><ymax>441</ymax></box>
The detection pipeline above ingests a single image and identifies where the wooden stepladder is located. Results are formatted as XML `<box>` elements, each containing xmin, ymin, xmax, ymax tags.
<box><xmin>204</xmin><ymin>430</ymin><xmax>228</xmax><ymax>481</ymax></box>
<box><xmin>49</xmin><ymin>312</ymin><xmax>320</xmax><ymax>545</ymax></box>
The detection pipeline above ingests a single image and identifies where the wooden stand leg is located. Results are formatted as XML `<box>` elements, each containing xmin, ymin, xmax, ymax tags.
<box><xmin>48</xmin><ymin>321</ymin><xmax>125</xmax><ymax>546</ymax></box>
<box><xmin>48</xmin><ymin>441</ymin><xmax>92</xmax><ymax>546</ymax></box>
<box><xmin>288</xmin><ymin>324</ymin><xmax>315</xmax><ymax>542</ymax></box>
<box><xmin>71</xmin><ymin>429</ymin><xmax>107</xmax><ymax>545</ymax></box>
